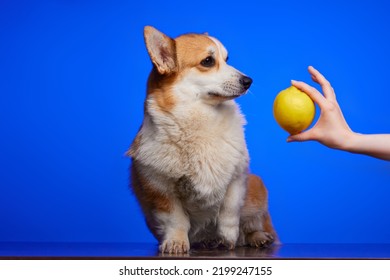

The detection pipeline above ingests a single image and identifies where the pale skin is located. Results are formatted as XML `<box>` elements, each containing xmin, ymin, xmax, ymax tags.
<box><xmin>287</xmin><ymin>66</ymin><xmax>390</xmax><ymax>161</ymax></box>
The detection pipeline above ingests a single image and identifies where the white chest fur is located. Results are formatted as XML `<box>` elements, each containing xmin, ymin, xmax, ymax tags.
<box><xmin>139</xmin><ymin>99</ymin><xmax>248</xmax><ymax>180</ymax></box>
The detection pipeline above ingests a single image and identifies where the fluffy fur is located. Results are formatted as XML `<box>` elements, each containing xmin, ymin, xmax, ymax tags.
<box><xmin>127</xmin><ymin>26</ymin><xmax>277</xmax><ymax>253</ymax></box>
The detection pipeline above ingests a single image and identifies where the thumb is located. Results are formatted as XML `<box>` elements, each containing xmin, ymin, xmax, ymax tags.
<box><xmin>287</xmin><ymin>130</ymin><xmax>315</xmax><ymax>143</ymax></box>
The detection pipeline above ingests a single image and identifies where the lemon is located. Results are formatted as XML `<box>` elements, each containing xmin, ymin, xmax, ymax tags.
<box><xmin>273</xmin><ymin>86</ymin><xmax>315</xmax><ymax>135</ymax></box>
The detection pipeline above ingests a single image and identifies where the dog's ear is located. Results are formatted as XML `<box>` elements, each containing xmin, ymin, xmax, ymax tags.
<box><xmin>144</xmin><ymin>26</ymin><xmax>177</xmax><ymax>75</ymax></box>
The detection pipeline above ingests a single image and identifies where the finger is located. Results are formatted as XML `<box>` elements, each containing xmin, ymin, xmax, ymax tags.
<box><xmin>308</xmin><ymin>66</ymin><xmax>336</xmax><ymax>100</ymax></box>
<box><xmin>287</xmin><ymin>129</ymin><xmax>315</xmax><ymax>143</ymax></box>
<box><xmin>291</xmin><ymin>80</ymin><xmax>327</xmax><ymax>109</ymax></box>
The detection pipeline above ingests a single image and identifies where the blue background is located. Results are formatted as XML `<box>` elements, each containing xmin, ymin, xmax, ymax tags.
<box><xmin>1</xmin><ymin>0</ymin><xmax>389</xmax><ymax>244</ymax></box>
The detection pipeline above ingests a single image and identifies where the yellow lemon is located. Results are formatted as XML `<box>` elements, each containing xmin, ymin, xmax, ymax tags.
<box><xmin>273</xmin><ymin>86</ymin><xmax>315</xmax><ymax>135</ymax></box>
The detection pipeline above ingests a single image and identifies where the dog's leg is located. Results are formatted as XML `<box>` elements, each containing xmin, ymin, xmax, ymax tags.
<box><xmin>238</xmin><ymin>174</ymin><xmax>278</xmax><ymax>247</ymax></box>
<box><xmin>217</xmin><ymin>174</ymin><xmax>247</xmax><ymax>249</ymax></box>
<box><xmin>131</xmin><ymin>163</ymin><xmax>190</xmax><ymax>254</ymax></box>
<box><xmin>157</xmin><ymin>198</ymin><xmax>191</xmax><ymax>254</ymax></box>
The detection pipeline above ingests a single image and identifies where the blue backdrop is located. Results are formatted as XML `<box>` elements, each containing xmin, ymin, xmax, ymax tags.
<box><xmin>1</xmin><ymin>0</ymin><xmax>389</xmax><ymax>244</ymax></box>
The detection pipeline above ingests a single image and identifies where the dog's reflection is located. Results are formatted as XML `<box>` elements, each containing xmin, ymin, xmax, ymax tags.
<box><xmin>158</xmin><ymin>245</ymin><xmax>280</xmax><ymax>258</ymax></box>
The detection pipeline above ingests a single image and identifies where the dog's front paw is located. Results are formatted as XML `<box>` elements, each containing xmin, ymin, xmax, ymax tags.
<box><xmin>218</xmin><ymin>224</ymin><xmax>239</xmax><ymax>250</ymax></box>
<box><xmin>247</xmin><ymin>231</ymin><xmax>275</xmax><ymax>248</ymax></box>
<box><xmin>159</xmin><ymin>238</ymin><xmax>190</xmax><ymax>254</ymax></box>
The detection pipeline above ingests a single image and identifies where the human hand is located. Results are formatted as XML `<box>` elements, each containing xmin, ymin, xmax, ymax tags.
<box><xmin>287</xmin><ymin>66</ymin><xmax>354</xmax><ymax>150</ymax></box>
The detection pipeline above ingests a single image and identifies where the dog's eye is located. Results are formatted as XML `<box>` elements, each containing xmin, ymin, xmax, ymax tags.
<box><xmin>200</xmin><ymin>56</ymin><xmax>215</xmax><ymax>67</ymax></box>
<box><xmin>225</xmin><ymin>56</ymin><xmax>229</xmax><ymax>62</ymax></box>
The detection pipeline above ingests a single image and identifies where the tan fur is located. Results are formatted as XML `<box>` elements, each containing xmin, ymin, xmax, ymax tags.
<box><xmin>146</xmin><ymin>71</ymin><xmax>177</xmax><ymax>112</ymax></box>
<box><xmin>175</xmin><ymin>34</ymin><xmax>223</xmax><ymax>71</ymax></box>
<box><xmin>239</xmin><ymin>175</ymin><xmax>279</xmax><ymax>246</ymax></box>
<box><xmin>127</xmin><ymin>133</ymin><xmax>141</xmax><ymax>157</ymax></box>
<box><xmin>131</xmin><ymin>164</ymin><xmax>172</xmax><ymax>213</ymax></box>
<box><xmin>128</xmin><ymin>26</ymin><xmax>277</xmax><ymax>253</ymax></box>
<box><xmin>246</xmin><ymin>175</ymin><xmax>267</xmax><ymax>206</ymax></box>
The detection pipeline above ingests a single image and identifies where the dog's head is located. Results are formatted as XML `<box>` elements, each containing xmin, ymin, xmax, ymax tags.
<box><xmin>144</xmin><ymin>26</ymin><xmax>252</xmax><ymax>106</ymax></box>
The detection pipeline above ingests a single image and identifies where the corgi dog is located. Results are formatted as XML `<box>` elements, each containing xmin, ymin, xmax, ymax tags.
<box><xmin>127</xmin><ymin>26</ymin><xmax>277</xmax><ymax>254</ymax></box>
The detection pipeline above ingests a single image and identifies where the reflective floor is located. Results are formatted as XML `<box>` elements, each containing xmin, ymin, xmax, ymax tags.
<box><xmin>1</xmin><ymin>243</ymin><xmax>390</xmax><ymax>259</ymax></box>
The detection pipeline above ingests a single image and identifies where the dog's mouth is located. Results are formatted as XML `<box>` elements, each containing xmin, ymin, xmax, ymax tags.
<box><xmin>208</xmin><ymin>91</ymin><xmax>243</xmax><ymax>100</ymax></box>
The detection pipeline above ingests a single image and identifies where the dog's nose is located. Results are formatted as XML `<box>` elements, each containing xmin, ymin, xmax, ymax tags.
<box><xmin>240</xmin><ymin>76</ymin><xmax>253</xmax><ymax>90</ymax></box>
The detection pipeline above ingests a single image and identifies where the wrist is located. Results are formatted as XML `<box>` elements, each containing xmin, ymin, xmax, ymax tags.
<box><xmin>335</xmin><ymin>130</ymin><xmax>358</xmax><ymax>152</ymax></box>
<box><xmin>340</xmin><ymin>131</ymin><xmax>364</xmax><ymax>153</ymax></box>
